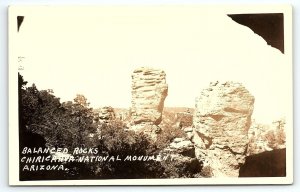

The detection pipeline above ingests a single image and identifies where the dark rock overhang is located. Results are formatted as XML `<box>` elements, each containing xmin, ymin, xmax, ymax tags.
<box><xmin>228</xmin><ymin>13</ymin><xmax>284</xmax><ymax>54</ymax></box>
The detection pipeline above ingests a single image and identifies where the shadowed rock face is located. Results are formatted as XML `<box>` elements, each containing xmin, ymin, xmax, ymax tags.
<box><xmin>131</xmin><ymin>67</ymin><xmax>168</xmax><ymax>125</ymax></box>
<box><xmin>228</xmin><ymin>13</ymin><xmax>284</xmax><ymax>53</ymax></box>
<box><xmin>193</xmin><ymin>81</ymin><xmax>255</xmax><ymax>177</ymax></box>
<box><xmin>239</xmin><ymin>149</ymin><xmax>286</xmax><ymax>177</ymax></box>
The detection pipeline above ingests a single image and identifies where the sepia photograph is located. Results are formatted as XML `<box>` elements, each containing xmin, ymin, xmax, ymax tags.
<box><xmin>8</xmin><ymin>5</ymin><xmax>293</xmax><ymax>185</ymax></box>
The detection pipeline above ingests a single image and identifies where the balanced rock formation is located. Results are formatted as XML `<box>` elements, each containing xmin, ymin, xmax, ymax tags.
<box><xmin>193</xmin><ymin>81</ymin><xmax>254</xmax><ymax>177</ymax></box>
<box><xmin>130</xmin><ymin>67</ymin><xmax>168</xmax><ymax>137</ymax></box>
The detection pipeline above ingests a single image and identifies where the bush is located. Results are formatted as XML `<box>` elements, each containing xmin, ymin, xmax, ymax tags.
<box><xmin>88</xmin><ymin>120</ymin><xmax>166</xmax><ymax>179</ymax></box>
<box><xmin>199</xmin><ymin>165</ymin><xmax>213</xmax><ymax>177</ymax></box>
<box><xmin>18</xmin><ymin>73</ymin><xmax>203</xmax><ymax>179</ymax></box>
<box><xmin>161</xmin><ymin>157</ymin><xmax>202</xmax><ymax>178</ymax></box>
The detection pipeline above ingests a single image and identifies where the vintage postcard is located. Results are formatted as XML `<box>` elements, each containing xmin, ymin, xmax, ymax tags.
<box><xmin>8</xmin><ymin>5</ymin><xmax>293</xmax><ymax>185</ymax></box>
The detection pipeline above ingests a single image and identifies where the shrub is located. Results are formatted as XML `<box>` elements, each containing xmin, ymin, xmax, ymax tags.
<box><xmin>199</xmin><ymin>165</ymin><xmax>213</xmax><ymax>177</ymax></box>
<box><xmin>90</xmin><ymin>120</ymin><xmax>165</xmax><ymax>179</ymax></box>
<box><xmin>161</xmin><ymin>157</ymin><xmax>202</xmax><ymax>178</ymax></box>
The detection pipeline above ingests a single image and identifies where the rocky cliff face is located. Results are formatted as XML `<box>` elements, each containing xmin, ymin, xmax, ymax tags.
<box><xmin>193</xmin><ymin>81</ymin><xmax>254</xmax><ymax>177</ymax></box>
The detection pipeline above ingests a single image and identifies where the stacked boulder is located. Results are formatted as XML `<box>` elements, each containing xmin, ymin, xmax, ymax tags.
<box><xmin>193</xmin><ymin>81</ymin><xmax>254</xmax><ymax>177</ymax></box>
<box><xmin>130</xmin><ymin>67</ymin><xmax>168</xmax><ymax>138</ymax></box>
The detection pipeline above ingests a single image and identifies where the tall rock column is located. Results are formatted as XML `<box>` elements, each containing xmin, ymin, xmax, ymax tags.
<box><xmin>130</xmin><ymin>67</ymin><xmax>168</xmax><ymax>137</ymax></box>
<box><xmin>193</xmin><ymin>81</ymin><xmax>254</xmax><ymax>177</ymax></box>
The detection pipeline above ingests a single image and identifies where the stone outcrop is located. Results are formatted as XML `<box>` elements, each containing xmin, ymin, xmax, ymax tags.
<box><xmin>183</xmin><ymin>127</ymin><xmax>193</xmax><ymax>139</ymax></box>
<box><xmin>131</xmin><ymin>67</ymin><xmax>168</xmax><ymax>125</ymax></box>
<box><xmin>193</xmin><ymin>81</ymin><xmax>254</xmax><ymax>177</ymax></box>
<box><xmin>161</xmin><ymin>137</ymin><xmax>201</xmax><ymax>177</ymax></box>
<box><xmin>167</xmin><ymin>138</ymin><xmax>195</xmax><ymax>157</ymax></box>
<box><xmin>91</xmin><ymin>106</ymin><xmax>116</xmax><ymax>139</ymax></box>
<box><xmin>130</xmin><ymin>67</ymin><xmax>168</xmax><ymax>138</ymax></box>
<box><xmin>129</xmin><ymin>123</ymin><xmax>161</xmax><ymax>138</ymax></box>
<box><xmin>247</xmin><ymin>119</ymin><xmax>286</xmax><ymax>156</ymax></box>
<box><xmin>97</xmin><ymin>106</ymin><xmax>116</xmax><ymax>123</ymax></box>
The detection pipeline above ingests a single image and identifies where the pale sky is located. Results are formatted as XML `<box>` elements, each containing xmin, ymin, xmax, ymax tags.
<box><xmin>15</xmin><ymin>6</ymin><xmax>292</xmax><ymax>124</ymax></box>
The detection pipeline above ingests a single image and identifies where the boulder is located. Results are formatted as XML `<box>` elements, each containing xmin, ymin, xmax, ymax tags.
<box><xmin>183</xmin><ymin>127</ymin><xmax>194</xmax><ymax>139</ymax></box>
<box><xmin>97</xmin><ymin>106</ymin><xmax>116</xmax><ymax>123</ymax></box>
<box><xmin>131</xmin><ymin>67</ymin><xmax>168</xmax><ymax>125</ymax></box>
<box><xmin>130</xmin><ymin>123</ymin><xmax>161</xmax><ymax>140</ymax></box>
<box><xmin>193</xmin><ymin>81</ymin><xmax>254</xmax><ymax>177</ymax></box>
<box><xmin>161</xmin><ymin>137</ymin><xmax>201</xmax><ymax>177</ymax></box>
